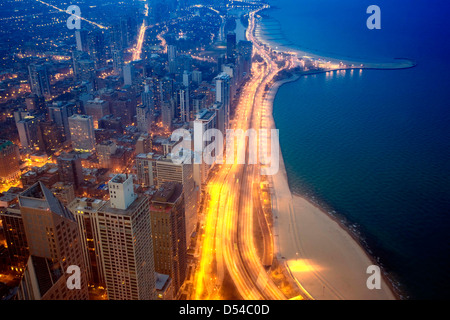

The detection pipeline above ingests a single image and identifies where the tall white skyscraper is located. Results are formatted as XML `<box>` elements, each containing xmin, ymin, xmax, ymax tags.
<box><xmin>98</xmin><ymin>174</ymin><xmax>156</xmax><ymax>300</ymax></box>
<box><xmin>214</xmin><ymin>72</ymin><xmax>231</xmax><ymax>130</ymax></box>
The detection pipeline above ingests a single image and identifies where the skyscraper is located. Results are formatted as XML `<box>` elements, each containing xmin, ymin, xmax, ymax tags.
<box><xmin>192</xmin><ymin>70</ymin><xmax>202</xmax><ymax>85</ymax></box>
<box><xmin>39</xmin><ymin>121</ymin><xmax>63</xmax><ymax>155</ymax></box>
<box><xmin>179</xmin><ymin>87</ymin><xmax>190</xmax><ymax>123</ymax></box>
<box><xmin>136</xmin><ymin>104</ymin><xmax>153</xmax><ymax>134</ymax></box>
<box><xmin>161</xmin><ymin>99</ymin><xmax>174</xmax><ymax>130</ymax></box>
<box><xmin>237</xmin><ymin>40</ymin><xmax>253</xmax><ymax>76</ymax></box>
<box><xmin>112</xmin><ymin>49</ymin><xmax>124</xmax><ymax>75</ymax></box>
<box><xmin>214</xmin><ymin>72</ymin><xmax>231</xmax><ymax>130</ymax></box>
<box><xmin>96</xmin><ymin>140</ymin><xmax>117</xmax><ymax>169</ymax></box>
<box><xmin>97</xmin><ymin>174</ymin><xmax>156</xmax><ymax>300</ymax></box>
<box><xmin>57</xmin><ymin>152</ymin><xmax>83</xmax><ymax>191</ymax></box>
<box><xmin>141</xmin><ymin>83</ymin><xmax>154</xmax><ymax>111</ymax></box>
<box><xmin>123</xmin><ymin>63</ymin><xmax>135</xmax><ymax>86</ymax></box>
<box><xmin>48</xmin><ymin>101</ymin><xmax>76</xmax><ymax>141</ymax></box>
<box><xmin>28</xmin><ymin>64</ymin><xmax>51</xmax><ymax>99</ymax></box>
<box><xmin>88</xmin><ymin>30</ymin><xmax>107</xmax><ymax>68</ymax></box>
<box><xmin>16</xmin><ymin>115</ymin><xmax>43</xmax><ymax>152</ymax></box>
<box><xmin>68</xmin><ymin>114</ymin><xmax>95</xmax><ymax>152</ymax></box>
<box><xmin>85</xmin><ymin>98</ymin><xmax>110</xmax><ymax>128</ymax></box>
<box><xmin>16</xmin><ymin>182</ymin><xmax>89</xmax><ymax>300</ymax></box>
<box><xmin>0</xmin><ymin>140</ymin><xmax>21</xmax><ymax>183</ymax></box>
<box><xmin>168</xmin><ymin>45</ymin><xmax>178</xmax><ymax>74</ymax></box>
<box><xmin>0</xmin><ymin>205</ymin><xmax>28</xmax><ymax>272</ymax></box>
<box><xmin>150</xmin><ymin>182</ymin><xmax>186</xmax><ymax>294</ymax></box>
<box><xmin>68</xmin><ymin>197</ymin><xmax>107</xmax><ymax>286</ymax></box>
<box><xmin>226</xmin><ymin>32</ymin><xmax>237</xmax><ymax>63</ymax></box>
<box><xmin>193</xmin><ymin>109</ymin><xmax>218</xmax><ymax>190</ymax></box>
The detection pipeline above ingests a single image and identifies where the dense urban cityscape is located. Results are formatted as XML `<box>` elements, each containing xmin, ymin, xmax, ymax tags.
<box><xmin>0</xmin><ymin>0</ymin><xmax>422</xmax><ymax>303</ymax></box>
<box><xmin>0</xmin><ymin>0</ymin><xmax>304</xmax><ymax>300</ymax></box>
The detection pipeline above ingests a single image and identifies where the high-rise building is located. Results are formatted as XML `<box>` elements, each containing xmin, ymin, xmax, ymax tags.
<box><xmin>182</xmin><ymin>71</ymin><xmax>192</xmax><ymax>88</ymax></box>
<box><xmin>16</xmin><ymin>182</ymin><xmax>89</xmax><ymax>300</ymax></box>
<box><xmin>135</xmin><ymin>133</ymin><xmax>152</xmax><ymax>155</ymax></box>
<box><xmin>109</xmin><ymin>23</ymin><xmax>124</xmax><ymax>51</ymax></box>
<box><xmin>237</xmin><ymin>40</ymin><xmax>253</xmax><ymax>76</ymax></box>
<box><xmin>136</xmin><ymin>104</ymin><xmax>153</xmax><ymax>133</ymax></box>
<box><xmin>167</xmin><ymin>45</ymin><xmax>178</xmax><ymax>74</ymax></box>
<box><xmin>135</xmin><ymin>153</ymin><xmax>197</xmax><ymax>244</ymax></box>
<box><xmin>226</xmin><ymin>32</ymin><xmax>237</xmax><ymax>63</ymax></box>
<box><xmin>50</xmin><ymin>182</ymin><xmax>75</xmax><ymax>207</ymax></box>
<box><xmin>222</xmin><ymin>63</ymin><xmax>237</xmax><ymax>98</ymax></box>
<box><xmin>96</xmin><ymin>140</ymin><xmax>118</xmax><ymax>169</ymax></box>
<box><xmin>161</xmin><ymin>99</ymin><xmax>174</xmax><ymax>130</ymax></box>
<box><xmin>39</xmin><ymin>121</ymin><xmax>63</xmax><ymax>155</ymax></box>
<box><xmin>123</xmin><ymin>63</ymin><xmax>135</xmax><ymax>86</ymax></box>
<box><xmin>212</xmin><ymin>102</ymin><xmax>225</xmax><ymax>136</ymax></box>
<box><xmin>0</xmin><ymin>140</ymin><xmax>21</xmax><ymax>183</ymax></box>
<box><xmin>25</xmin><ymin>94</ymin><xmax>46</xmax><ymax>113</ymax></box>
<box><xmin>135</xmin><ymin>153</ymin><xmax>160</xmax><ymax>187</ymax></box>
<box><xmin>214</xmin><ymin>72</ymin><xmax>231</xmax><ymax>130</ymax></box>
<box><xmin>193</xmin><ymin>109</ymin><xmax>218</xmax><ymax>191</ymax></box>
<box><xmin>57</xmin><ymin>152</ymin><xmax>83</xmax><ymax>191</ymax></box>
<box><xmin>160</xmin><ymin>77</ymin><xmax>174</xmax><ymax>102</ymax></box>
<box><xmin>141</xmin><ymin>83</ymin><xmax>154</xmax><ymax>117</ymax></box>
<box><xmin>0</xmin><ymin>205</ymin><xmax>28</xmax><ymax>272</ymax></box>
<box><xmin>85</xmin><ymin>98</ymin><xmax>110</xmax><ymax>128</ymax></box>
<box><xmin>150</xmin><ymin>182</ymin><xmax>186</xmax><ymax>294</ymax></box>
<box><xmin>89</xmin><ymin>30</ymin><xmax>107</xmax><ymax>68</ymax></box>
<box><xmin>97</xmin><ymin>174</ymin><xmax>156</xmax><ymax>300</ymax></box>
<box><xmin>179</xmin><ymin>87</ymin><xmax>190</xmax><ymax>123</ymax></box>
<box><xmin>28</xmin><ymin>64</ymin><xmax>51</xmax><ymax>99</ymax></box>
<box><xmin>68</xmin><ymin>197</ymin><xmax>107</xmax><ymax>286</ymax></box>
<box><xmin>16</xmin><ymin>115</ymin><xmax>43</xmax><ymax>152</ymax></box>
<box><xmin>112</xmin><ymin>50</ymin><xmax>124</xmax><ymax>76</ymax></box>
<box><xmin>192</xmin><ymin>70</ymin><xmax>202</xmax><ymax>85</ymax></box>
<box><xmin>217</xmin><ymin>53</ymin><xmax>226</xmax><ymax>73</ymax></box>
<box><xmin>48</xmin><ymin>101</ymin><xmax>76</xmax><ymax>141</ymax></box>
<box><xmin>68</xmin><ymin>114</ymin><xmax>95</xmax><ymax>152</ymax></box>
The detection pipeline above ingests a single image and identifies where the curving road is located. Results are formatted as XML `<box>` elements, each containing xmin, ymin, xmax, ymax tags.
<box><xmin>193</xmin><ymin>8</ymin><xmax>289</xmax><ymax>300</ymax></box>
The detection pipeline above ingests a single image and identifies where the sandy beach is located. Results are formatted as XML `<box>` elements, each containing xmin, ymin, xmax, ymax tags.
<box><xmin>260</xmin><ymin>63</ymin><xmax>397</xmax><ymax>300</ymax></box>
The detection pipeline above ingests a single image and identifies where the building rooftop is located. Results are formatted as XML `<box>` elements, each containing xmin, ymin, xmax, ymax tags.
<box><xmin>155</xmin><ymin>272</ymin><xmax>171</xmax><ymax>291</ymax></box>
<box><xmin>19</xmin><ymin>182</ymin><xmax>75</xmax><ymax>221</ymax></box>
<box><xmin>152</xmin><ymin>182</ymin><xmax>183</xmax><ymax>205</ymax></box>
<box><xmin>99</xmin><ymin>195</ymin><xmax>146</xmax><ymax>217</ymax></box>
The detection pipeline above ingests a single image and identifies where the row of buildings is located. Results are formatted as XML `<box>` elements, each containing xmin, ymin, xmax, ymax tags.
<box><xmin>1</xmin><ymin>174</ymin><xmax>186</xmax><ymax>300</ymax></box>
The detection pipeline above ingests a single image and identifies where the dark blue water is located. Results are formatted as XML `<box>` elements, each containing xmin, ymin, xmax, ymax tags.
<box><xmin>268</xmin><ymin>0</ymin><xmax>450</xmax><ymax>299</ymax></box>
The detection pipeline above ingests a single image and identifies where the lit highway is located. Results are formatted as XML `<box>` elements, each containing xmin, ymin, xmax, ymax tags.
<box><xmin>193</xmin><ymin>8</ymin><xmax>292</xmax><ymax>300</ymax></box>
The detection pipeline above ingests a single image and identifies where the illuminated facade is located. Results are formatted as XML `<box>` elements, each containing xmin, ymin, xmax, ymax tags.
<box><xmin>97</xmin><ymin>174</ymin><xmax>156</xmax><ymax>300</ymax></box>
<box><xmin>16</xmin><ymin>182</ymin><xmax>89</xmax><ymax>300</ymax></box>
<box><xmin>150</xmin><ymin>182</ymin><xmax>186</xmax><ymax>295</ymax></box>
<box><xmin>0</xmin><ymin>140</ymin><xmax>21</xmax><ymax>183</ymax></box>
<box><xmin>68</xmin><ymin>114</ymin><xmax>96</xmax><ymax>152</ymax></box>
